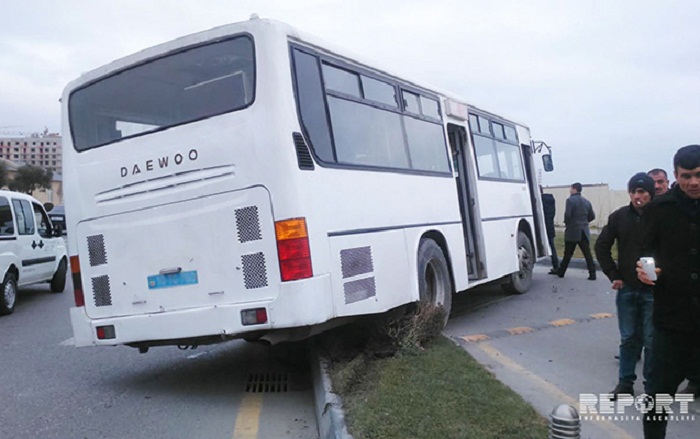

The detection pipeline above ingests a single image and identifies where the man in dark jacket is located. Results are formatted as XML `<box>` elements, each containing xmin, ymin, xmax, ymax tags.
<box><xmin>648</xmin><ymin>168</ymin><xmax>700</xmax><ymax>397</ymax></box>
<box><xmin>541</xmin><ymin>190</ymin><xmax>559</xmax><ymax>273</ymax></box>
<box><xmin>595</xmin><ymin>173</ymin><xmax>655</xmax><ymax>399</ymax></box>
<box><xmin>639</xmin><ymin>144</ymin><xmax>700</xmax><ymax>439</ymax></box>
<box><xmin>556</xmin><ymin>182</ymin><xmax>597</xmax><ymax>279</ymax></box>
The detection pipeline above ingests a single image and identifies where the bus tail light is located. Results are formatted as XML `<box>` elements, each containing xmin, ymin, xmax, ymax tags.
<box><xmin>275</xmin><ymin>218</ymin><xmax>313</xmax><ymax>281</ymax></box>
<box><xmin>96</xmin><ymin>325</ymin><xmax>116</xmax><ymax>340</ymax></box>
<box><xmin>70</xmin><ymin>256</ymin><xmax>85</xmax><ymax>307</ymax></box>
<box><xmin>241</xmin><ymin>308</ymin><xmax>268</xmax><ymax>325</ymax></box>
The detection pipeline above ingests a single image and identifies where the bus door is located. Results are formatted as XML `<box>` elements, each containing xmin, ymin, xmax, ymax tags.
<box><xmin>447</xmin><ymin>123</ymin><xmax>484</xmax><ymax>280</ymax></box>
<box><xmin>521</xmin><ymin>143</ymin><xmax>546</xmax><ymax>256</ymax></box>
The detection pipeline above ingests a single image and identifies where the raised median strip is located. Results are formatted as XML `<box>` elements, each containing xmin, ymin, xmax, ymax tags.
<box><xmin>310</xmin><ymin>344</ymin><xmax>353</xmax><ymax>439</ymax></box>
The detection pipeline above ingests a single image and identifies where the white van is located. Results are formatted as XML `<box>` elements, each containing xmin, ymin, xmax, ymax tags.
<box><xmin>0</xmin><ymin>190</ymin><xmax>68</xmax><ymax>315</ymax></box>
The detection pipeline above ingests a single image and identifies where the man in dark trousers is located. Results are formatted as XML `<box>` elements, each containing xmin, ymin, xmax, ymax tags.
<box><xmin>556</xmin><ymin>182</ymin><xmax>597</xmax><ymax>280</ymax></box>
<box><xmin>648</xmin><ymin>168</ymin><xmax>699</xmax><ymax>397</ymax></box>
<box><xmin>541</xmin><ymin>189</ymin><xmax>559</xmax><ymax>274</ymax></box>
<box><xmin>638</xmin><ymin>144</ymin><xmax>700</xmax><ymax>439</ymax></box>
<box><xmin>595</xmin><ymin>173</ymin><xmax>655</xmax><ymax>399</ymax></box>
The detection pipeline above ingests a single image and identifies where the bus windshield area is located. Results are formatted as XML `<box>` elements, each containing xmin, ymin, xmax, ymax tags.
<box><xmin>69</xmin><ymin>35</ymin><xmax>255</xmax><ymax>151</ymax></box>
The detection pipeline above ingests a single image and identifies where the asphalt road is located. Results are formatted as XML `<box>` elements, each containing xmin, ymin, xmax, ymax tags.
<box><xmin>0</xmin><ymin>274</ymin><xmax>318</xmax><ymax>439</ymax></box>
<box><xmin>445</xmin><ymin>261</ymin><xmax>699</xmax><ymax>439</ymax></box>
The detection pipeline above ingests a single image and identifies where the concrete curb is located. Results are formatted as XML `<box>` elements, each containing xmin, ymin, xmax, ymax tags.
<box><xmin>310</xmin><ymin>347</ymin><xmax>353</xmax><ymax>439</ymax></box>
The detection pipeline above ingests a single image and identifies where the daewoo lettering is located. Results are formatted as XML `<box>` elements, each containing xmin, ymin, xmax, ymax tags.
<box><xmin>120</xmin><ymin>149</ymin><xmax>199</xmax><ymax>177</ymax></box>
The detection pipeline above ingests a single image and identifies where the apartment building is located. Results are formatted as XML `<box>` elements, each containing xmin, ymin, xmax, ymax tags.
<box><xmin>0</xmin><ymin>133</ymin><xmax>62</xmax><ymax>174</ymax></box>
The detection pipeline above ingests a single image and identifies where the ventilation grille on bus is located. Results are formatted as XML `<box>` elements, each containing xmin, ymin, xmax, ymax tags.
<box><xmin>293</xmin><ymin>132</ymin><xmax>315</xmax><ymax>170</ymax></box>
<box><xmin>235</xmin><ymin>206</ymin><xmax>262</xmax><ymax>243</ymax></box>
<box><xmin>91</xmin><ymin>275</ymin><xmax>113</xmax><ymax>307</ymax></box>
<box><xmin>340</xmin><ymin>246</ymin><xmax>376</xmax><ymax>304</ymax></box>
<box><xmin>344</xmin><ymin>277</ymin><xmax>377</xmax><ymax>304</ymax></box>
<box><xmin>87</xmin><ymin>234</ymin><xmax>107</xmax><ymax>266</ymax></box>
<box><xmin>340</xmin><ymin>246</ymin><xmax>374</xmax><ymax>278</ymax></box>
<box><xmin>242</xmin><ymin>252</ymin><xmax>268</xmax><ymax>289</ymax></box>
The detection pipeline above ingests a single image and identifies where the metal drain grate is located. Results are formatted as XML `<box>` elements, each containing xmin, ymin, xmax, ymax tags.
<box><xmin>245</xmin><ymin>372</ymin><xmax>288</xmax><ymax>393</ymax></box>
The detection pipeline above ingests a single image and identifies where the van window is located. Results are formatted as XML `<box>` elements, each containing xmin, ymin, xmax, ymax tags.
<box><xmin>12</xmin><ymin>199</ymin><xmax>35</xmax><ymax>235</ymax></box>
<box><xmin>32</xmin><ymin>202</ymin><xmax>52</xmax><ymax>238</ymax></box>
<box><xmin>0</xmin><ymin>197</ymin><xmax>13</xmax><ymax>236</ymax></box>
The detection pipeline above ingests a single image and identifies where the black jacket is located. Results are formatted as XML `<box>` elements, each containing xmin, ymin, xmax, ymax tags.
<box><xmin>595</xmin><ymin>203</ymin><xmax>648</xmax><ymax>289</ymax></box>
<box><xmin>642</xmin><ymin>185</ymin><xmax>700</xmax><ymax>332</ymax></box>
<box><xmin>542</xmin><ymin>193</ymin><xmax>556</xmax><ymax>239</ymax></box>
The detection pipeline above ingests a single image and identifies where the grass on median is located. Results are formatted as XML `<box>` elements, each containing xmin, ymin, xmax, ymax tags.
<box><xmin>317</xmin><ymin>307</ymin><xmax>549</xmax><ymax>439</ymax></box>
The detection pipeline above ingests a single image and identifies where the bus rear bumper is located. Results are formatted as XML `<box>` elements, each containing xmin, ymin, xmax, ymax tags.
<box><xmin>70</xmin><ymin>274</ymin><xmax>335</xmax><ymax>347</ymax></box>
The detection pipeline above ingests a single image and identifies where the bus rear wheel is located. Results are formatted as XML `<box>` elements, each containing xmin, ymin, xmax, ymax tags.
<box><xmin>502</xmin><ymin>231</ymin><xmax>534</xmax><ymax>294</ymax></box>
<box><xmin>417</xmin><ymin>238</ymin><xmax>453</xmax><ymax>325</ymax></box>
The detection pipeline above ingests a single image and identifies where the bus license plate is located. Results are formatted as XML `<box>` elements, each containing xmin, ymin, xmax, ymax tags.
<box><xmin>148</xmin><ymin>270</ymin><xmax>199</xmax><ymax>290</ymax></box>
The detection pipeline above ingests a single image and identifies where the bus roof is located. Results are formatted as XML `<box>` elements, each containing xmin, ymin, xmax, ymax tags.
<box><xmin>62</xmin><ymin>16</ymin><xmax>528</xmax><ymax>130</ymax></box>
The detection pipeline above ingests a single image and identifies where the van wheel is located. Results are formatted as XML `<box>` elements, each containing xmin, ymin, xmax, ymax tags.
<box><xmin>502</xmin><ymin>231</ymin><xmax>534</xmax><ymax>294</ymax></box>
<box><xmin>0</xmin><ymin>273</ymin><xmax>17</xmax><ymax>315</ymax></box>
<box><xmin>417</xmin><ymin>238</ymin><xmax>453</xmax><ymax>326</ymax></box>
<box><xmin>50</xmin><ymin>258</ymin><xmax>67</xmax><ymax>293</ymax></box>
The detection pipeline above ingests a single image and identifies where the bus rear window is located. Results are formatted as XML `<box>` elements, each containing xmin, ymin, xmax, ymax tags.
<box><xmin>69</xmin><ymin>35</ymin><xmax>255</xmax><ymax>151</ymax></box>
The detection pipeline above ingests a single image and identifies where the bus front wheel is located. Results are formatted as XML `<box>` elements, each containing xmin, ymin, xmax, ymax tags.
<box><xmin>502</xmin><ymin>231</ymin><xmax>534</xmax><ymax>294</ymax></box>
<box><xmin>417</xmin><ymin>238</ymin><xmax>453</xmax><ymax>325</ymax></box>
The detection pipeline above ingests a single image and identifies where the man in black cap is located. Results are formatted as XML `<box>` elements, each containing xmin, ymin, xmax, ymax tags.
<box><xmin>638</xmin><ymin>144</ymin><xmax>700</xmax><ymax>439</ymax></box>
<box><xmin>595</xmin><ymin>172</ymin><xmax>655</xmax><ymax>398</ymax></box>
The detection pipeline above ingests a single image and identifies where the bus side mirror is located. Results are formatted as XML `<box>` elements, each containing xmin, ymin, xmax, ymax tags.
<box><xmin>44</xmin><ymin>202</ymin><xmax>55</xmax><ymax>212</ymax></box>
<box><xmin>542</xmin><ymin>154</ymin><xmax>554</xmax><ymax>172</ymax></box>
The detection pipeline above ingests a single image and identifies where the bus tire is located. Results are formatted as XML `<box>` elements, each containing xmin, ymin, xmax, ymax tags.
<box><xmin>417</xmin><ymin>238</ymin><xmax>453</xmax><ymax>325</ymax></box>
<box><xmin>502</xmin><ymin>231</ymin><xmax>534</xmax><ymax>294</ymax></box>
<box><xmin>50</xmin><ymin>258</ymin><xmax>67</xmax><ymax>293</ymax></box>
<box><xmin>1</xmin><ymin>272</ymin><xmax>17</xmax><ymax>315</ymax></box>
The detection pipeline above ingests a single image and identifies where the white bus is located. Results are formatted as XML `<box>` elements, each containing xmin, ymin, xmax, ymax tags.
<box><xmin>62</xmin><ymin>17</ymin><xmax>552</xmax><ymax>351</ymax></box>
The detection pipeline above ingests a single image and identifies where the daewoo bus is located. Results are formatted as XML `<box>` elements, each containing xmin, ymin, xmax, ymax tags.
<box><xmin>62</xmin><ymin>17</ymin><xmax>552</xmax><ymax>351</ymax></box>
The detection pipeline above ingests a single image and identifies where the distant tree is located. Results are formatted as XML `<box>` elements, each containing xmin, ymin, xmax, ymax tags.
<box><xmin>9</xmin><ymin>165</ymin><xmax>53</xmax><ymax>194</ymax></box>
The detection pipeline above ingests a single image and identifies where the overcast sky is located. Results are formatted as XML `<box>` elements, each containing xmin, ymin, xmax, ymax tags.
<box><xmin>2</xmin><ymin>0</ymin><xmax>698</xmax><ymax>189</ymax></box>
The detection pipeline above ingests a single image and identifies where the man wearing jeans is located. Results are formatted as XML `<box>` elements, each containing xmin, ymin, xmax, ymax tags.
<box><xmin>595</xmin><ymin>172</ymin><xmax>655</xmax><ymax>398</ymax></box>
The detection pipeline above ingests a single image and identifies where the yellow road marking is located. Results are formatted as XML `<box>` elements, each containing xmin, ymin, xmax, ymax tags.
<box><xmin>475</xmin><ymin>342</ymin><xmax>635</xmax><ymax>439</ymax></box>
<box><xmin>550</xmin><ymin>318</ymin><xmax>576</xmax><ymax>327</ymax></box>
<box><xmin>590</xmin><ymin>312</ymin><xmax>614</xmax><ymax>319</ymax></box>
<box><xmin>508</xmin><ymin>326</ymin><xmax>535</xmax><ymax>335</ymax></box>
<box><xmin>461</xmin><ymin>334</ymin><xmax>490</xmax><ymax>342</ymax></box>
<box><xmin>232</xmin><ymin>393</ymin><xmax>263</xmax><ymax>439</ymax></box>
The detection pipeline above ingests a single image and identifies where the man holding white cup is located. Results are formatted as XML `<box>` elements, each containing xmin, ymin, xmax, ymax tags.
<box><xmin>595</xmin><ymin>172</ymin><xmax>655</xmax><ymax>399</ymax></box>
